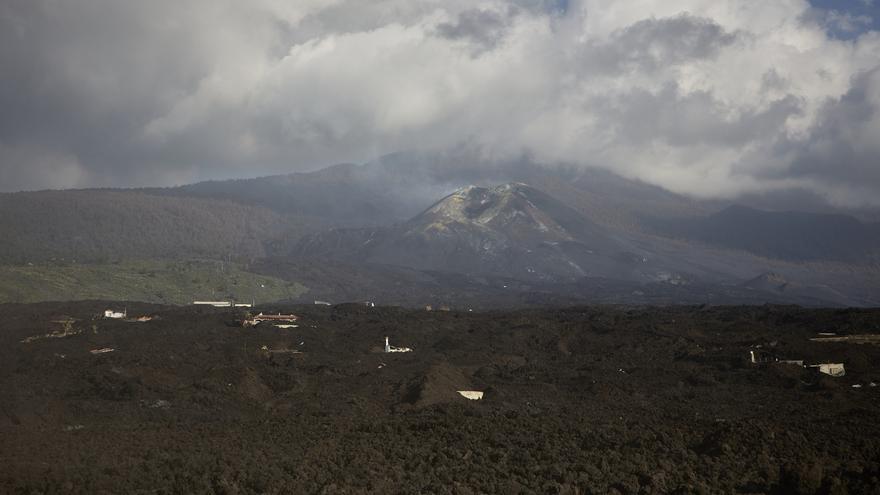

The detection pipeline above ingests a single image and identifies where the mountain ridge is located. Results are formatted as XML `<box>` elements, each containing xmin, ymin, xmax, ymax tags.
<box><xmin>1</xmin><ymin>155</ymin><xmax>879</xmax><ymax>307</ymax></box>
<box><xmin>648</xmin><ymin>204</ymin><xmax>880</xmax><ymax>262</ymax></box>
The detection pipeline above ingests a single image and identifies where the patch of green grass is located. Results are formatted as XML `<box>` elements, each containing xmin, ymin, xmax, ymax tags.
<box><xmin>0</xmin><ymin>259</ymin><xmax>308</xmax><ymax>305</ymax></box>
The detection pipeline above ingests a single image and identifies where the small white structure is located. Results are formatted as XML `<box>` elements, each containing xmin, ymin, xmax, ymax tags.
<box><xmin>234</xmin><ymin>303</ymin><xmax>253</xmax><ymax>308</ymax></box>
<box><xmin>314</xmin><ymin>300</ymin><xmax>332</xmax><ymax>306</ymax></box>
<box><xmin>812</xmin><ymin>363</ymin><xmax>846</xmax><ymax>377</ymax></box>
<box><xmin>103</xmin><ymin>309</ymin><xmax>126</xmax><ymax>319</ymax></box>
<box><xmin>749</xmin><ymin>350</ymin><xmax>775</xmax><ymax>364</ymax></box>
<box><xmin>457</xmin><ymin>391</ymin><xmax>484</xmax><ymax>400</ymax></box>
<box><xmin>750</xmin><ymin>350</ymin><xmax>802</xmax><ymax>366</ymax></box>
<box><xmin>90</xmin><ymin>347</ymin><xmax>115</xmax><ymax>354</ymax></box>
<box><xmin>384</xmin><ymin>336</ymin><xmax>412</xmax><ymax>353</ymax></box>
<box><xmin>193</xmin><ymin>301</ymin><xmax>232</xmax><ymax>307</ymax></box>
<box><xmin>242</xmin><ymin>312</ymin><xmax>299</xmax><ymax>327</ymax></box>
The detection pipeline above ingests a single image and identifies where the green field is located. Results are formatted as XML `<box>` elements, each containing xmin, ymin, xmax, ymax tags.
<box><xmin>0</xmin><ymin>259</ymin><xmax>308</xmax><ymax>305</ymax></box>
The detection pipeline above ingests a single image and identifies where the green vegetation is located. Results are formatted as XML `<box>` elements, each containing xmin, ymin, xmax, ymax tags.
<box><xmin>0</xmin><ymin>259</ymin><xmax>308</xmax><ymax>305</ymax></box>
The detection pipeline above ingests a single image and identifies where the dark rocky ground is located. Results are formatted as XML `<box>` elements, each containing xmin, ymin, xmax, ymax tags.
<box><xmin>1</xmin><ymin>301</ymin><xmax>880</xmax><ymax>494</ymax></box>
<box><xmin>254</xmin><ymin>257</ymin><xmax>854</xmax><ymax>310</ymax></box>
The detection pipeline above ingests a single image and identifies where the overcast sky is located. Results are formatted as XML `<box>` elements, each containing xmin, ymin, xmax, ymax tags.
<box><xmin>1</xmin><ymin>0</ymin><xmax>879</xmax><ymax>206</ymax></box>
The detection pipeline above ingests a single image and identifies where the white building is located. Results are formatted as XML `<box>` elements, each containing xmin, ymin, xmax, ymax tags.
<box><xmin>103</xmin><ymin>309</ymin><xmax>126</xmax><ymax>319</ymax></box>
<box><xmin>193</xmin><ymin>301</ymin><xmax>232</xmax><ymax>307</ymax></box>
<box><xmin>384</xmin><ymin>336</ymin><xmax>412</xmax><ymax>353</ymax></box>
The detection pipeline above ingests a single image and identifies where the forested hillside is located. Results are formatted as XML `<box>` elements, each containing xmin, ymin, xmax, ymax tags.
<box><xmin>0</xmin><ymin>190</ymin><xmax>298</xmax><ymax>264</ymax></box>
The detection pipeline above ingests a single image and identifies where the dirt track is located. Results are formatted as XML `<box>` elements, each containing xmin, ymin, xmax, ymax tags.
<box><xmin>2</xmin><ymin>302</ymin><xmax>880</xmax><ymax>494</ymax></box>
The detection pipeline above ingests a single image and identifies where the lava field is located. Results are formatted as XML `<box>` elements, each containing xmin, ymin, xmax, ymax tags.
<box><xmin>2</xmin><ymin>302</ymin><xmax>880</xmax><ymax>494</ymax></box>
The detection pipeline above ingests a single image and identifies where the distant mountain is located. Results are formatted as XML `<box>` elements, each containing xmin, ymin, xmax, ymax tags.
<box><xmin>291</xmin><ymin>182</ymin><xmax>880</xmax><ymax>306</ymax></box>
<box><xmin>4</xmin><ymin>150</ymin><xmax>877</xmax><ymax>267</ymax></box>
<box><xmin>297</xmin><ymin>183</ymin><xmax>658</xmax><ymax>282</ymax></box>
<box><xmin>2</xmin><ymin>151</ymin><xmax>879</xmax><ymax>307</ymax></box>
<box><xmin>649</xmin><ymin>205</ymin><xmax>880</xmax><ymax>262</ymax></box>
<box><xmin>2</xmin><ymin>156</ymin><xmax>629</xmax><ymax>264</ymax></box>
<box><xmin>154</xmin><ymin>150</ymin><xmax>709</xmax><ymax>234</ymax></box>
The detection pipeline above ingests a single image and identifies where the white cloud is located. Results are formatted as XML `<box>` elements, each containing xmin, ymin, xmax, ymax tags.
<box><xmin>1</xmin><ymin>0</ymin><xmax>879</xmax><ymax>207</ymax></box>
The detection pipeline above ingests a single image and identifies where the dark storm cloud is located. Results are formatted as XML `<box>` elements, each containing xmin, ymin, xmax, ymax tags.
<box><xmin>0</xmin><ymin>1</ymin><xmax>220</xmax><ymax>188</ymax></box>
<box><xmin>774</xmin><ymin>68</ymin><xmax>880</xmax><ymax>201</ymax></box>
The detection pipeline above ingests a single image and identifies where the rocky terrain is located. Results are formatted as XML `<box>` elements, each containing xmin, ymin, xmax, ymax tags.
<box><xmin>2</xmin><ymin>301</ymin><xmax>879</xmax><ymax>493</ymax></box>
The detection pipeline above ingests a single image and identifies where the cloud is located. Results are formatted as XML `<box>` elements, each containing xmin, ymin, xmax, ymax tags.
<box><xmin>769</xmin><ymin>68</ymin><xmax>880</xmax><ymax>206</ymax></box>
<box><xmin>0</xmin><ymin>0</ymin><xmax>879</xmax><ymax>207</ymax></box>
<box><xmin>436</xmin><ymin>8</ymin><xmax>514</xmax><ymax>53</ymax></box>
<box><xmin>584</xmin><ymin>14</ymin><xmax>741</xmax><ymax>73</ymax></box>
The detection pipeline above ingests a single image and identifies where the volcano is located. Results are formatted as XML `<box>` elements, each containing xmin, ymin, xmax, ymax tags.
<box><xmin>296</xmin><ymin>183</ymin><xmax>648</xmax><ymax>281</ymax></box>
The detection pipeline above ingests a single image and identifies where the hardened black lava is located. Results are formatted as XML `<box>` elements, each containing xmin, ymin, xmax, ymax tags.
<box><xmin>1</xmin><ymin>301</ymin><xmax>879</xmax><ymax>494</ymax></box>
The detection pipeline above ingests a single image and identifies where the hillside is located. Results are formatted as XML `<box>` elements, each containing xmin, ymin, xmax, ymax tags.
<box><xmin>159</xmin><ymin>161</ymin><xmax>444</xmax><ymax>228</ymax></box>
<box><xmin>649</xmin><ymin>205</ymin><xmax>880</xmax><ymax>262</ymax></box>
<box><xmin>0</xmin><ymin>190</ymin><xmax>298</xmax><ymax>264</ymax></box>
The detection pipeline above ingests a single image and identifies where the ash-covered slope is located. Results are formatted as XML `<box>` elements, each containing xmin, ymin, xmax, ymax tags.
<box><xmin>413</xmin><ymin>183</ymin><xmax>607</xmax><ymax>246</ymax></box>
<box><xmin>297</xmin><ymin>183</ymin><xmax>647</xmax><ymax>281</ymax></box>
